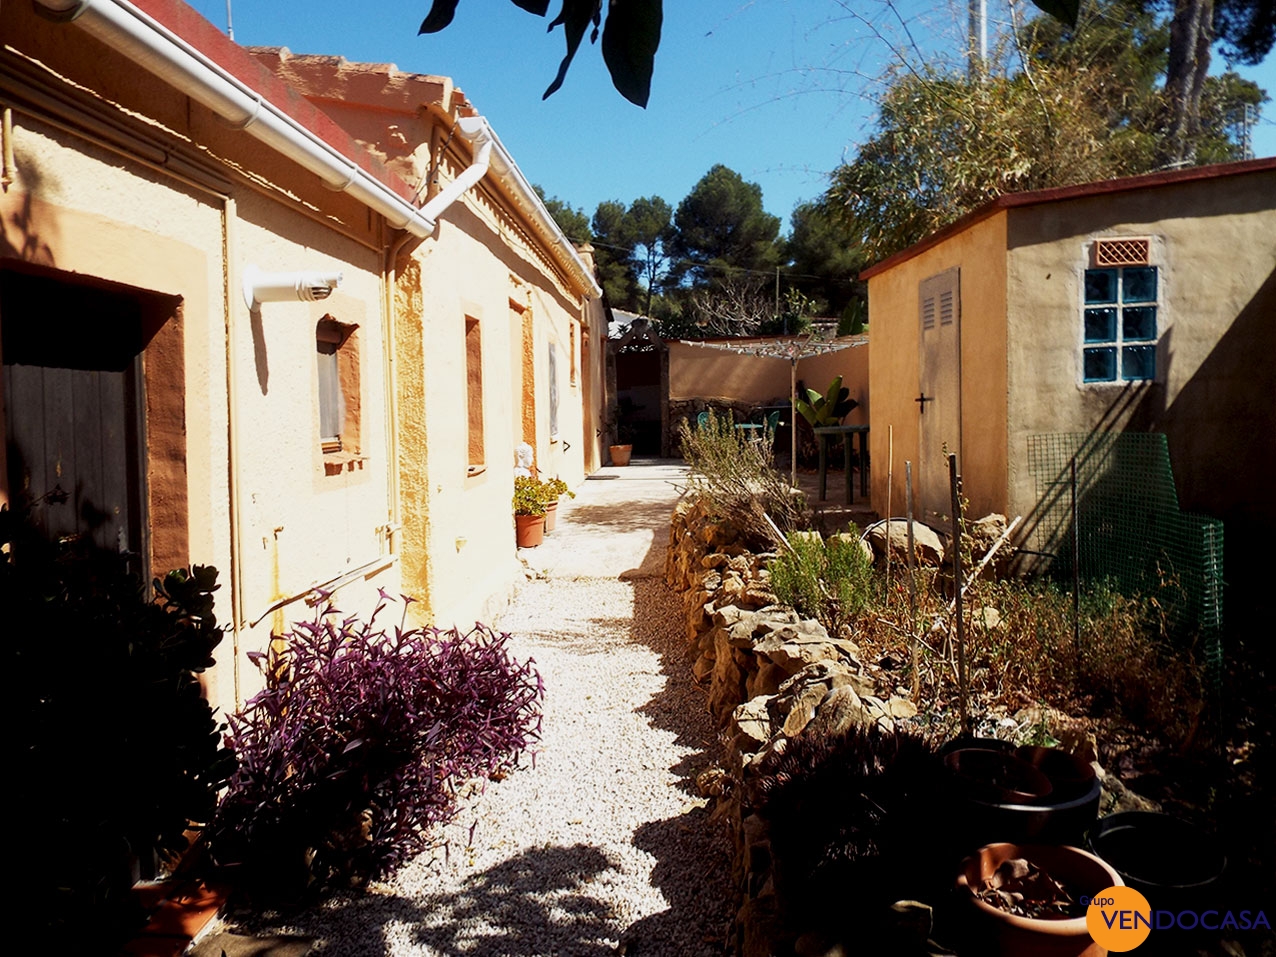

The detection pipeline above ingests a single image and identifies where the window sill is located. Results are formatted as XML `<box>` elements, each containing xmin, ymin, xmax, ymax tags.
<box><xmin>323</xmin><ymin>451</ymin><xmax>368</xmax><ymax>476</ymax></box>
<box><xmin>467</xmin><ymin>465</ymin><xmax>487</xmax><ymax>478</ymax></box>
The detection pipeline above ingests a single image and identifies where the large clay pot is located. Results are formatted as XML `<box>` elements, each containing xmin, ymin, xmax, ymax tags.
<box><xmin>939</xmin><ymin>742</ymin><xmax>1102</xmax><ymax>851</ymax></box>
<box><xmin>515</xmin><ymin>513</ymin><xmax>544</xmax><ymax>548</ymax></box>
<box><xmin>609</xmin><ymin>444</ymin><xmax>633</xmax><ymax>466</ymax></box>
<box><xmin>956</xmin><ymin>842</ymin><xmax>1123</xmax><ymax>957</ymax></box>
<box><xmin>544</xmin><ymin>500</ymin><xmax>559</xmax><ymax>532</ymax></box>
<box><xmin>945</xmin><ymin>748</ymin><xmax>1054</xmax><ymax>804</ymax></box>
<box><xmin>1016</xmin><ymin>746</ymin><xmax>1097</xmax><ymax>802</ymax></box>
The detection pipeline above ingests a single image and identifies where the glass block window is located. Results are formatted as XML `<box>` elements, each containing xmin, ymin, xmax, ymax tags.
<box><xmin>1082</xmin><ymin>265</ymin><xmax>1158</xmax><ymax>382</ymax></box>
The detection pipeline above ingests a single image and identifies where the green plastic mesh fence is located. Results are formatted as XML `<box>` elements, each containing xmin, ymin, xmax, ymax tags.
<box><xmin>1027</xmin><ymin>432</ymin><xmax>1224</xmax><ymax>682</ymax></box>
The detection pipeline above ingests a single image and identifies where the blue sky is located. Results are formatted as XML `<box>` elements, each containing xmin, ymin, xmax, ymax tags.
<box><xmin>186</xmin><ymin>0</ymin><xmax>1274</xmax><ymax>234</ymax></box>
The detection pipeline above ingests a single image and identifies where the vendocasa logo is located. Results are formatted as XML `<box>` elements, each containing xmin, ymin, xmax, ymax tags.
<box><xmin>1085</xmin><ymin>886</ymin><xmax>1153</xmax><ymax>951</ymax></box>
<box><xmin>1084</xmin><ymin>885</ymin><xmax>1271</xmax><ymax>951</ymax></box>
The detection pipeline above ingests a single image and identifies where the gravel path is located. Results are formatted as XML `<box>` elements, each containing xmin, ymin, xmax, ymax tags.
<box><xmin>266</xmin><ymin>461</ymin><xmax>731</xmax><ymax>956</ymax></box>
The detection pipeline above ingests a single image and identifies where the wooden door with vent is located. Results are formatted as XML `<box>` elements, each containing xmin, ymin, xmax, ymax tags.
<box><xmin>918</xmin><ymin>267</ymin><xmax>961</xmax><ymax>523</ymax></box>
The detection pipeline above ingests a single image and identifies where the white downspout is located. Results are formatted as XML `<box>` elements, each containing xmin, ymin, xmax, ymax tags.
<box><xmin>33</xmin><ymin>0</ymin><xmax>440</xmax><ymax>237</ymax></box>
<box><xmin>419</xmin><ymin>117</ymin><xmax>491</xmax><ymax>225</ymax></box>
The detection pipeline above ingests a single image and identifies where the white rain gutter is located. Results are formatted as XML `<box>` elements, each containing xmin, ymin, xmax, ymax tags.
<box><xmin>34</xmin><ymin>0</ymin><xmax>438</xmax><ymax>236</ymax></box>
<box><xmin>32</xmin><ymin>0</ymin><xmax>601</xmax><ymax>294</ymax></box>
<box><xmin>456</xmin><ymin>118</ymin><xmax>602</xmax><ymax>297</ymax></box>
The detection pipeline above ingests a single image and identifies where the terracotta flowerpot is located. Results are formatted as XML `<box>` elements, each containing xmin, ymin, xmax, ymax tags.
<box><xmin>544</xmin><ymin>500</ymin><xmax>558</xmax><ymax>532</ymax></box>
<box><xmin>609</xmin><ymin>444</ymin><xmax>633</xmax><ymax>466</ymax></box>
<box><xmin>956</xmin><ymin>842</ymin><xmax>1122</xmax><ymax>957</ymax></box>
<box><xmin>515</xmin><ymin>513</ymin><xmax>544</xmax><ymax>548</ymax></box>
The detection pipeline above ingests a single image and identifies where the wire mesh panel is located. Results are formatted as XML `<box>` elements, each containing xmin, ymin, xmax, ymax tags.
<box><xmin>1027</xmin><ymin>433</ymin><xmax>1225</xmax><ymax>654</ymax></box>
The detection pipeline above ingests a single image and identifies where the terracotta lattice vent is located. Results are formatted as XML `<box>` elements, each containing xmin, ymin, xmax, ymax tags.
<box><xmin>1093</xmin><ymin>237</ymin><xmax>1151</xmax><ymax>267</ymax></box>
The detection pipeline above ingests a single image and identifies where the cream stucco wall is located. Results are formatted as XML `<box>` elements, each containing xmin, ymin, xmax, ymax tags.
<box><xmin>3</xmin><ymin>0</ymin><xmax>608</xmax><ymax>716</ymax></box>
<box><xmin>667</xmin><ymin>340</ymin><xmax>870</xmax><ymax>424</ymax></box>
<box><xmin>394</xmin><ymin>162</ymin><xmax>599</xmax><ymax>630</ymax></box>
<box><xmin>2</xmin><ymin>12</ymin><xmax>400</xmax><ymax>719</ymax></box>
<box><xmin>866</xmin><ymin>212</ymin><xmax>1009</xmax><ymax>519</ymax></box>
<box><xmin>668</xmin><ymin>342</ymin><xmax>793</xmax><ymax>403</ymax></box>
<box><xmin>1004</xmin><ymin>169</ymin><xmax>1276</xmax><ymax>537</ymax></box>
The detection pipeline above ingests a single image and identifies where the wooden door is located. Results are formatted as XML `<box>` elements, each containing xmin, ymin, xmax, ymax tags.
<box><xmin>2</xmin><ymin>270</ymin><xmax>147</xmax><ymax>575</ymax></box>
<box><xmin>918</xmin><ymin>267</ymin><xmax>961</xmax><ymax>523</ymax></box>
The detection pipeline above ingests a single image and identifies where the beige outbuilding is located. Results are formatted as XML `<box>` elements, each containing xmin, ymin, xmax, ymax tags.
<box><xmin>862</xmin><ymin>159</ymin><xmax>1275</xmax><ymax>609</ymax></box>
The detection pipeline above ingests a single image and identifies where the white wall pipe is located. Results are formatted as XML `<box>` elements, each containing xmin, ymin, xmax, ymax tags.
<box><xmin>242</xmin><ymin>266</ymin><xmax>342</xmax><ymax>309</ymax></box>
<box><xmin>34</xmin><ymin>0</ymin><xmax>601</xmax><ymax>292</ymax></box>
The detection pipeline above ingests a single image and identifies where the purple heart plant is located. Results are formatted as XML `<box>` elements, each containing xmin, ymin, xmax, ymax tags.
<box><xmin>210</xmin><ymin>591</ymin><xmax>543</xmax><ymax>903</ymax></box>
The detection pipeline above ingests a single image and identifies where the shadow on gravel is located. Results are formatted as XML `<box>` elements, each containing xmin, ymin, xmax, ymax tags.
<box><xmin>266</xmin><ymin>844</ymin><xmax>622</xmax><ymax>956</ymax></box>
<box><xmin>409</xmin><ymin>844</ymin><xmax>622</xmax><ymax>956</ymax></box>
<box><xmin>620</xmin><ymin>575</ymin><xmax>732</xmax><ymax>954</ymax></box>
<box><xmin>563</xmin><ymin>499</ymin><xmax>679</xmax><ymax>534</ymax></box>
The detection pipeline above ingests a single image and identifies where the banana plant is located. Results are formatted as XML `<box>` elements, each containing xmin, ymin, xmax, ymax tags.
<box><xmin>795</xmin><ymin>375</ymin><xmax>857</xmax><ymax>427</ymax></box>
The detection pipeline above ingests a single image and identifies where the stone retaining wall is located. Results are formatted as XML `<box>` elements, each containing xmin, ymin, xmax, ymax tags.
<box><xmin>666</xmin><ymin>497</ymin><xmax>922</xmax><ymax>956</ymax></box>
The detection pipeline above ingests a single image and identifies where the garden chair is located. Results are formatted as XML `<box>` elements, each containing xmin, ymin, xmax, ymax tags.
<box><xmin>696</xmin><ymin>410</ymin><xmax>712</xmax><ymax>431</ymax></box>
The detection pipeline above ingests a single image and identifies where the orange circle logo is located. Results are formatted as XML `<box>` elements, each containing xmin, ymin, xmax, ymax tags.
<box><xmin>1086</xmin><ymin>885</ymin><xmax>1153</xmax><ymax>951</ymax></box>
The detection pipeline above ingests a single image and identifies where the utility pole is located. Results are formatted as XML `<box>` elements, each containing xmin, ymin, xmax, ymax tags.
<box><xmin>1241</xmin><ymin>103</ymin><xmax>1254</xmax><ymax>160</ymax></box>
<box><xmin>968</xmin><ymin>0</ymin><xmax>987</xmax><ymax>79</ymax></box>
<box><xmin>775</xmin><ymin>266</ymin><xmax>781</xmax><ymax>330</ymax></box>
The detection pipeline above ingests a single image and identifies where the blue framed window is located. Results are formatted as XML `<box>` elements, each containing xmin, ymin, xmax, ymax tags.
<box><xmin>1082</xmin><ymin>265</ymin><xmax>1158</xmax><ymax>382</ymax></box>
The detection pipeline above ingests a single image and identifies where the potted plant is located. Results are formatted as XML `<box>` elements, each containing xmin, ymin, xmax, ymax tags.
<box><xmin>955</xmin><ymin>842</ymin><xmax>1122</xmax><ymax>957</ymax></box>
<box><xmin>513</xmin><ymin>475</ymin><xmax>547</xmax><ymax>547</ymax></box>
<box><xmin>608</xmin><ymin>398</ymin><xmax>640</xmax><ymax>466</ymax></box>
<box><xmin>540</xmin><ymin>477</ymin><xmax>575</xmax><ymax>532</ymax></box>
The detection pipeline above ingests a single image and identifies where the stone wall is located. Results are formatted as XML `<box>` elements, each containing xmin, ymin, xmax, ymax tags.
<box><xmin>666</xmin><ymin>497</ymin><xmax>924</xmax><ymax>956</ymax></box>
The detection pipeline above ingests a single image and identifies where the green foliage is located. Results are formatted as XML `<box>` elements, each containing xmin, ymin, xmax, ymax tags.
<box><xmin>590</xmin><ymin>199</ymin><xmax>635</xmax><ymax>306</ymax></box>
<box><xmin>591</xmin><ymin>195</ymin><xmax>676</xmax><ymax>315</ymax></box>
<box><xmin>419</xmin><ymin>0</ymin><xmax>662</xmax><ymax>107</ymax></box>
<box><xmin>795</xmin><ymin>375</ymin><xmax>856</xmax><ymax>428</ymax></box>
<box><xmin>671</xmin><ymin>164</ymin><xmax>782</xmax><ymax>288</ymax></box>
<box><xmin>5</xmin><ymin>506</ymin><xmax>233</xmax><ymax>947</ymax></box>
<box><xmin>770</xmin><ymin>526</ymin><xmax>874</xmax><ymax>635</ymax></box>
<box><xmin>678</xmin><ymin>409</ymin><xmax>806</xmax><ymax>544</ymax></box>
<box><xmin>837</xmin><ymin>299</ymin><xmax>866</xmax><ymax>337</ymax></box>
<box><xmin>760</xmin><ymin>288</ymin><xmax>815</xmax><ymax>336</ymax></box>
<box><xmin>826</xmin><ymin>0</ymin><xmax>1266</xmax><ymax>261</ymax></box>
<box><xmin>1215</xmin><ymin>0</ymin><xmax>1276</xmax><ymax>64</ymax></box>
<box><xmin>541</xmin><ymin>476</ymin><xmax>575</xmax><ymax>502</ymax></box>
<box><xmin>534</xmin><ymin>184</ymin><xmax>592</xmax><ymax>242</ymax></box>
<box><xmin>513</xmin><ymin>475</ymin><xmax>549</xmax><ymax>515</ymax></box>
<box><xmin>786</xmin><ymin>201</ymin><xmax>866</xmax><ymax>316</ymax></box>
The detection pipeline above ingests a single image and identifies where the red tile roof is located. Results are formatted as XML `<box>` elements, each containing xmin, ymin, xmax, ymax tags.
<box><xmin>129</xmin><ymin>0</ymin><xmax>417</xmax><ymax>203</ymax></box>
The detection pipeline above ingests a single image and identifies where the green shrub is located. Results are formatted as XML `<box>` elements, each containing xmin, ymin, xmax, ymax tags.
<box><xmin>5</xmin><ymin>506</ymin><xmax>234</xmax><ymax>948</ymax></box>
<box><xmin>678</xmin><ymin>408</ymin><xmax>806</xmax><ymax>543</ymax></box>
<box><xmin>771</xmin><ymin>525</ymin><xmax>874</xmax><ymax>634</ymax></box>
